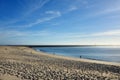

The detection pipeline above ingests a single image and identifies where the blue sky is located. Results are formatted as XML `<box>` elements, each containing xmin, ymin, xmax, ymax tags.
<box><xmin>0</xmin><ymin>0</ymin><xmax>120</xmax><ymax>45</ymax></box>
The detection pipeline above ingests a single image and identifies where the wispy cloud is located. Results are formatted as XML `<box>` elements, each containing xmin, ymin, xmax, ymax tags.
<box><xmin>67</xmin><ymin>6</ymin><xmax>78</xmax><ymax>12</ymax></box>
<box><xmin>8</xmin><ymin>11</ymin><xmax>61</xmax><ymax>28</ymax></box>
<box><xmin>23</xmin><ymin>11</ymin><xmax>61</xmax><ymax>27</ymax></box>
<box><xmin>45</xmin><ymin>11</ymin><xmax>61</xmax><ymax>16</ymax></box>
<box><xmin>89</xmin><ymin>1</ymin><xmax>120</xmax><ymax>17</ymax></box>
<box><xmin>91</xmin><ymin>30</ymin><xmax>120</xmax><ymax>36</ymax></box>
<box><xmin>94</xmin><ymin>7</ymin><xmax>120</xmax><ymax>17</ymax></box>
<box><xmin>0</xmin><ymin>30</ymin><xmax>52</xmax><ymax>39</ymax></box>
<box><xmin>1</xmin><ymin>28</ymin><xmax>120</xmax><ymax>40</ymax></box>
<box><xmin>54</xmin><ymin>29</ymin><xmax>120</xmax><ymax>39</ymax></box>
<box><xmin>1</xmin><ymin>0</ymin><xmax>50</xmax><ymax>26</ymax></box>
<box><xmin>1</xmin><ymin>29</ymin><xmax>120</xmax><ymax>45</ymax></box>
<box><xmin>19</xmin><ymin>0</ymin><xmax>50</xmax><ymax>16</ymax></box>
<box><xmin>65</xmin><ymin>0</ymin><xmax>90</xmax><ymax>13</ymax></box>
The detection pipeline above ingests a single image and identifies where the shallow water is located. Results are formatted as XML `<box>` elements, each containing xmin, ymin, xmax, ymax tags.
<box><xmin>33</xmin><ymin>46</ymin><xmax>120</xmax><ymax>63</ymax></box>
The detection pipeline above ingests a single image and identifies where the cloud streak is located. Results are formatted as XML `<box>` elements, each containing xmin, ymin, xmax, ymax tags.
<box><xmin>19</xmin><ymin>0</ymin><xmax>51</xmax><ymax>16</ymax></box>
<box><xmin>1</xmin><ymin>29</ymin><xmax>120</xmax><ymax>39</ymax></box>
<box><xmin>0</xmin><ymin>30</ymin><xmax>52</xmax><ymax>39</ymax></box>
<box><xmin>23</xmin><ymin>11</ymin><xmax>61</xmax><ymax>28</ymax></box>
<box><xmin>67</xmin><ymin>6</ymin><xmax>78</xmax><ymax>12</ymax></box>
<box><xmin>54</xmin><ymin>29</ymin><xmax>120</xmax><ymax>39</ymax></box>
<box><xmin>6</xmin><ymin>11</ymin><xmax>61</xmax><ymax>28</ymax></box>
<box><xmin>1</xmin><ymin>0</ymin><xmax>50</xmax><ymax>26</ymax></box>
<box><xmin>91</xmin><ymin>30</ymin><xmax>120</xmax><ymax>36</ymax></box>
<box><xmin>1</xmin><ymin>29</ymin><xmax>120</xmax><ymax>45</ymax></box>
<box><xmin>90</xmin><ymin>0</ymin><xmax>120</xmax><ymax>17</ymax></box>
<box><xmin>45</xmin><ymin>11</ymin><xmax>61</xmax><ymax>16</ymax></box>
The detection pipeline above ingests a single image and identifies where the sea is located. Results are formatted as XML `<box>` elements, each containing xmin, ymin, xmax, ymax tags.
<box><xmin>33</xmin><ymin>46</ymin><xmax>120</xmax><ymax>63</ymax></box>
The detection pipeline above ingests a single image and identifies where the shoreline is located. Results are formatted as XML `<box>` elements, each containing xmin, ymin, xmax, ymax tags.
<box><xmin>34</xmin><ymin>48</ymin><xmax>120</xmax><ymax>66</ymax></box>
<box><xmin>0</xmin><ymin>46</ymin><xmax>120</xmax><ymax>80</ymax></box>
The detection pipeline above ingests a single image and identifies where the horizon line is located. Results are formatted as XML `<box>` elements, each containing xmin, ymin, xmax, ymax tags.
<box><xmin>1</xmin><ymin>45</ymin><xmax>120</xmax><ymax>47</ymax></box>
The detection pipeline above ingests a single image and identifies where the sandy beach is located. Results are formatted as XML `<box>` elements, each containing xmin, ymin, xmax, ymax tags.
<box><xmin>0</xmin><ymin>46</ymin><xmax>120</xmax><ymax>80</ymax></box>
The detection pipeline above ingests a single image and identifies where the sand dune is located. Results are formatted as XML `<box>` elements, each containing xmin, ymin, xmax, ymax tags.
<box><xmin>0</xmin><ymin>46</ymin><xmax>120</xmax><ymax>80</ymax></box>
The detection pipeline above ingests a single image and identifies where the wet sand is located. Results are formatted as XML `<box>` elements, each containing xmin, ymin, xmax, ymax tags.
<box><xmin>0</xmin><ymin>46</ymin><xmax>120</xmax><ymax>80</ymax></box>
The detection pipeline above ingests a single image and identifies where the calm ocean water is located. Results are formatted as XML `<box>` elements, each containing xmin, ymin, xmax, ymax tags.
<box><xmin>33</xmin><ymin>46</ymin><xmax>120</xmax><ymax>63</ymax></box>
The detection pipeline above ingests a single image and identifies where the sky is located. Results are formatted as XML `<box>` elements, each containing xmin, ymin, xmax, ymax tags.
<box><xmin>0</xmin><ymin>0</ymin><xmax>120</xmax><ymax>45</ymax></box>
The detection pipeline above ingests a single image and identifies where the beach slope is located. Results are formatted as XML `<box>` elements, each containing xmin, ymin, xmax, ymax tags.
<box><xmin>0</xmin><ymin>46</ymin><xmax>120</xmax><ymax>80</ymax></box>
